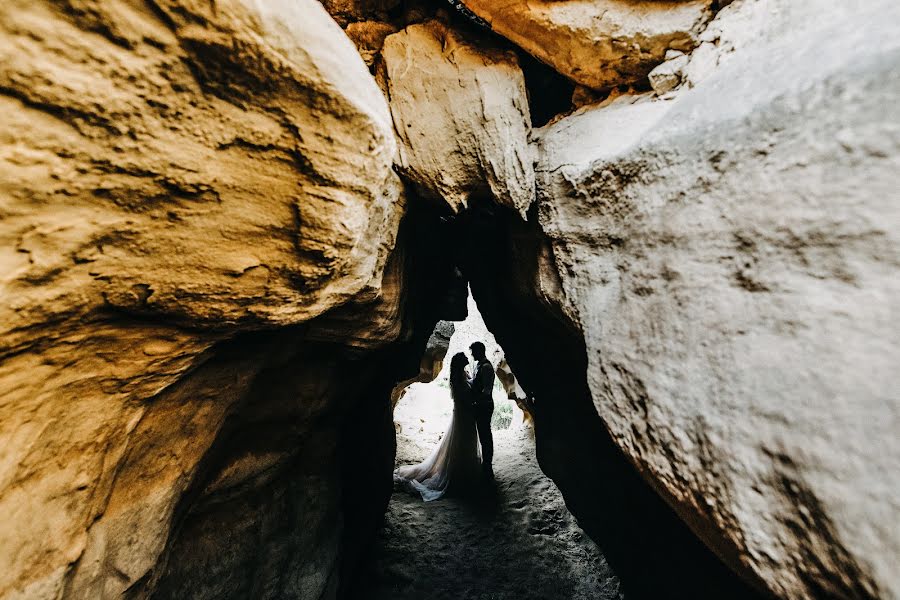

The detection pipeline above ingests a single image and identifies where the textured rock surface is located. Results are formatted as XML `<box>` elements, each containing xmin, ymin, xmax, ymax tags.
<box><xmin>460</xmin><ymin>202</ymin><xmax>757</xmax><ymax>599</ymax></box>
<box><xmin>345</xmin><ymin>20</ymin><xmax>399</xmax><ymax>67</ymax></box>
<box><xmin>0</xmin><ymin>0</ymin><xmax>404</xmax><ymax>597</ymax></box>
<box><xmin>459</xmin><ymin>0</ymin><xmax>714</xmax><ymax>91</ymax></box>
<box><xmin>319</xmin><ymin>0</ymin><xmax>401</xmax><ymax>28</ymax></box>
<box><xmin>390</xmin><ymin>319</ymin><xmax>455</xmax><ymax>405</ymax></box>
<box><xmin>533</xmin><ymin>1</ymin><xmax>900</xmax><ymax>597</ymax></box>
<box><xmin>134</xmin><ymin>334</ymin><xmax>402</xmax><ymax>600</ymax></box>
<box><xmin>420</xmin><ymin>321</ymin><xmax>455</xmax><ymax>380</ymax></box>
<box><xmin>648</xmin><ymin>51</ymin><xmax>689</xmax><ymax>95</ymax></box>
<box><xmin>0</xmin><ymin>0</ymin><xmax>400</xmax><ymax>331</ymax></box>
<box><xmin>382</xmin><ymin>20</ymin><xmax>534</xmax><ymax>215</ymax></box>
<box><xmin>4</xmin><ymin>0</ymin><xmax>898</xmax><ymax>598</ymax></box>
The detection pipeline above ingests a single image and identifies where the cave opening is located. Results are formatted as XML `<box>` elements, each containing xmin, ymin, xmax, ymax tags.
<box><xmin>450</xmin><ymin>200</ymin><xmax>764</xmax><ymax>600</ymax></box>
<box><xmin>340</xmin><ymin>198</ymin><xmax>766</xmax><ymax>600</ymax></box>
<box><xmin>105</xmin><ymin>195</ymin><xmax>766</xmax><ymax>600</ymax></box>
<box><xmin>351</xmin><ymin>282</ymin><xmax>622</xmax><ymax>599</ymax></box>
<box><xmin>3</xmin><ymin>2</ymin><xmax>893</xmax><ymax>598</ymax></box>
<box><xmin>391</xmin><ymin>288</ymin><xmax>529</xmax><ymax>454</ymax></box>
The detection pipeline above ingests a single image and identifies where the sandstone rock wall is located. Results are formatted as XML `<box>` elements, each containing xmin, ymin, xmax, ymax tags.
<box><xmin>460</xmin><ymin>202</ymin><xmax>760</xmax><ymax>599</ymax></box>
<box><xmin>3</xmin><ymin>0</ymin><xmax>898</xmax><ymax>598</ymax></box>
<box><xmin>0</xmin><ymin>0</ymin><xmax>407</xmax><ymax>597</ymax></box>
<box><xmin>530</xmin><ymin>1</ymin><xmax>900</xmax><ymax>597</ymax></box>
<box><xmin>0</xmin><ymin>0</ymin><xmax>400</xmax><ymax>330</ymax></box>
<box><xmin>130</xmin><ymin>332</ymin><xmax>401</xmax><ymax>600</ymax></box>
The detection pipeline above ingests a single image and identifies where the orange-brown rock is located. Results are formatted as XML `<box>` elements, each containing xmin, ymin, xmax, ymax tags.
<box><xmin>460</xmin><ymin>0</ymin><xmax>714</xmax><ymax>91</ymax></box>
<box><xmin>0</xmin><ymin>0</ymin><xmax>402</xmax><ymax>597</ymax></box>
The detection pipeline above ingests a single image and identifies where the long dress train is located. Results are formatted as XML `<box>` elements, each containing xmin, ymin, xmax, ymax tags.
<box><xmin>394</xmin><ymin>382</ymin><xmax>481</xmax><ymax>501</ymax></box>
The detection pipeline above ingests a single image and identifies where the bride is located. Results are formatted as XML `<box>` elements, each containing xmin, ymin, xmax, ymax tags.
<box><xmin>394</xmin><ymin>352</ymin><xmax>481</xmax><ymax>501</ymax></box>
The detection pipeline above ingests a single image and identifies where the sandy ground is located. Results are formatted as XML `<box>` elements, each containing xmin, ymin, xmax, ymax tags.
<box><xmin>351</xmin><ymin>421</ymin><xmax>624</xmax><ymax>600</ymax></box>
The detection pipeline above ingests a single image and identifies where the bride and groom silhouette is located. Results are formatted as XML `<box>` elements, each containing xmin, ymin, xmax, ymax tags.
<box><xmin>394</xmin><ymin>342</ymin><xmax>496</xmax><ymax>501</ymax></box>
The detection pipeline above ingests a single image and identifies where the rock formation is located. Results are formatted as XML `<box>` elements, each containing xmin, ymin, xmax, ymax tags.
<box><xmin>458</xmin><ymin>0</ymin><xmax>715</xmax><ymax>91</ymax></box>
<box><xmin>382</xmin><ymin>20</ymin><xmax>534</xmax><ymax>215</ymax></box>
<box><xmin>390</xmin><ymin>319</ymin><xmax>456</xmax><ymax>405</ymax></box>
<box><xmin>2</xmin><ymin>0</ymin><xmax>898</xmax><ymax>599</ymax></box>
<box><xmin>0</xmin><ymin>0</ymin><xmax>414</xmax><ymax>597</ymax></box>
<box><xmin>467</xmin><ymin>1</ymin><xmax>900</xmax><ymax>598</ymax></box>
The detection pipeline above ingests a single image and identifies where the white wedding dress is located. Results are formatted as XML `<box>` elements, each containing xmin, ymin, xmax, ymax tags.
<box><xmin>394</xmin><ymin>369</ymin><xmax>481</xmax><ymax>501</ymax></box>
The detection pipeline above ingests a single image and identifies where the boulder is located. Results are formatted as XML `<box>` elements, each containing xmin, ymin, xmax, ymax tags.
<box><xmin>382</xmin><ymin>20</ymin><xmax>534</xmax><ymax>215</ymax></box>
<box><xmin>459</xmin><ymin>0</ymin><xmax>714</xmax><ymax>91</ymax></box>
<box><xmin>648</xmin><ymin>52</ymin><xmax>689</xmax><ymax>95</ymax></box>
<box><xmin>532</xmin><ymin>0</ymin><xmax>900</xmax><ymax>597</ymax></box>
<box><xmin>0</xmin><ymin>0</ymin><xmax>400</xmax><ymax>332</ymax></box>
<box><xmin>0</xmin><ymin>0</ymin><xmax>403</xmax><ymax>597</ymax></box>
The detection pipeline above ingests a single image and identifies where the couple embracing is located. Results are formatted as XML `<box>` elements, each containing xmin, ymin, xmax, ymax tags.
<box><xmin>394</xmin><ymin>342</ymin><xmax>496</xmax><ymax>501</ymax></box>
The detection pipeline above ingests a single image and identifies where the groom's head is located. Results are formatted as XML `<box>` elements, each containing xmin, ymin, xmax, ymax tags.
<box><xmin>469</xmin><ymin>342</ymin><xmax>486</xmax><ymax>361</ymax></box>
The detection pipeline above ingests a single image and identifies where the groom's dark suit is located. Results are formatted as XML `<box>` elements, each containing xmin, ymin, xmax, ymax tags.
<box><xmin>470</xmin><ymin>358</ymin><xmax>495</xmax><ymax>478</ymax></box>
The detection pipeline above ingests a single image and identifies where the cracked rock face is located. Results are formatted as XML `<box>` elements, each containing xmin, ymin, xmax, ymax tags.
<box><xmin>0</xmin><ymin>0</ymin><xmax>402</xmax><ymax>597</ymax></box>
<box><xmin>382</xmin><ymin>20</ymin><xmax>534</xmax><ymax>215</ymax></box>
<box><xmin>459</xmin><ymin>0</ymin><xmax>714</xmax><ymax>91</ymax></box>
<box><xmin>533</xmin><ymin>1</ymin><xmax>900</xmax><ymax>597</ymax></box>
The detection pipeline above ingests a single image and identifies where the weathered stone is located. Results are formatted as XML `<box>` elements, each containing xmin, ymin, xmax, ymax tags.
<box><xmin>460</xmin><ymin>204</ymin><xmax>756</xmax><ymax>598</ymax></box>
<box><xmin>459</xmin><ymin>0</ymin><xmax>715</xmax><ymax>91</ymax></box>
<box><xmin>0</xmin><ymin>0</ymin><xmax>400</xmax><ymax>332</ymax></box>
<box><xmin>532</xmin><ymin>1</ymin><xmax>900</xmax><ymax>597</ymax></box>
<box><xmin>346</xmin><ymin>20</ymin><xmax>399</xmax><ymax>67</ymax></box>
<box><xmin>0</xmin><ymin>0</ymin><xmax>403</xmax><ymax>597</ymax></box>
<box><xmin>680</xmin><ymin>0</ymin><xmax>771</xmax><ymax>89</ymax></box>
<box><xmin>318</xmin><ymin>0</ymin><xmax>402</xmax><ymax>27</ymax></box>
<box><xmin>648</xmin><ymin>54</ymin><xmax>689</xmax><ymax>94</ymax></box>
<box><xmin>4</xmin><ymin>0</ymin><xmax>898</xmax><ymax>598</ymax></box>
<box><xmin>570</xmin><ymin>85</ymin><xmax>606</xmax><ymax>110</ymax></box>
<box><xmin>382</xmin><ymin>20</ymin><xmax>534</xmax><ymax>215</ymax></box>
<box><xmin>391</xmin><ymin>320</ymin><xmax>456</xmax><ymax>405</ymax></box>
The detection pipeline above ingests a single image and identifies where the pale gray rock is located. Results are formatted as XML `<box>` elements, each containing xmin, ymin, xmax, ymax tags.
<box><xmin>648</xmin><ymin>54</ymin><xmax>690</xmax><ymax>95</ymax></box>
<box><xmin>382</xmin><ymin>20</ymin><xmax>534</xmax><ymax>215</ymax></box>
<box><xmin>533</xmin><ymin>0</ymin><xmax>900</xmax><ymax>597</ymax></box>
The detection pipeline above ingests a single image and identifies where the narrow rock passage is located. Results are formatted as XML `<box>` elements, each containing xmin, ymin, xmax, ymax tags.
<box><xmin>352</xmin><ymin>427</ymin><xmax>623</xmax><ymax>600</ymax></box>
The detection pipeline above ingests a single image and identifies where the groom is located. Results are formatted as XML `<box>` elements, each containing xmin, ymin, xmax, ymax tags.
<box><xmin>469</xmin><ymin>342</ymin><xmax>495</xmax><ymax>479</ymax></box>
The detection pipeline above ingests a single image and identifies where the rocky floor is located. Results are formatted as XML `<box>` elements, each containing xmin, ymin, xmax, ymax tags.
<box><xmin>351</xmin><ymin>426</ymin><xmax>623</xmax><ymax>600</ymax></box>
